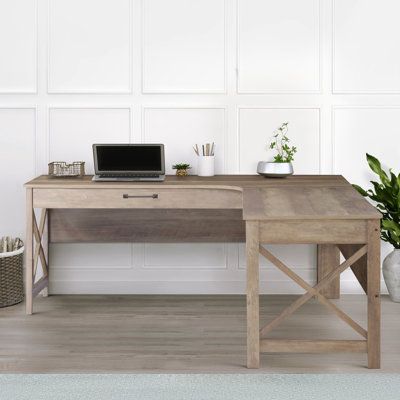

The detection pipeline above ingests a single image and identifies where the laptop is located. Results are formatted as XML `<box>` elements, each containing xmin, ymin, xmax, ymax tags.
<box><xmin>92</xmin><ymin>144</ymin><xmax>165</xmax><ymax>181</ymax></box>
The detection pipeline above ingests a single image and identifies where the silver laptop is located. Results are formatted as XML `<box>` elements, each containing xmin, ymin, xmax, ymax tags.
<box><xmin>92</xmin><ymin>144</ymin><xmax>165</xmax><ymax>181</ymax></box>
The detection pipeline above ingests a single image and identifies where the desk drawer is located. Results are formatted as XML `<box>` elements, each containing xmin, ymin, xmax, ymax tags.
<box><xmin>33</xmin><ymin>188</ymin><xmax>243</xmax><ymax>209</ymax></box>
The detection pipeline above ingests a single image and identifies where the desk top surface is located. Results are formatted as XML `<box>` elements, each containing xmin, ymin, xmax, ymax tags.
<box><xmin>25</xmin><ymin>175</ymin><xmax>381</xmax><ymax>220</ymax></box>
<box><xmin>26</xmin><ymin>174</ymin><xmax>349</xmax><ymax>188</ymax></box>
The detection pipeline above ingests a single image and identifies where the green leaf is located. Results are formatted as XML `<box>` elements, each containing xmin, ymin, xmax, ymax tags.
<box><xmin>382</xmin><ymin>219</ymin><xmax>400</xmax><ymax>234</ymax></box>
<box><xmin>353</xmin><ymin>155</ymin><xmax>400</xmax><ymax>247</ymax></box>
<box><xmin>172</xmin><ymin>163</ymin><xmax>191</xmax><ymax>170</ymax></box>
<box><xmin>353</xmin><ymin>184</ymin><xmax>368</xmax><ymax>196</ymax></box>
<box><xmin>267</xmin><ymin>122</ymin><xmax>295</xmax><ymax>163</ymax></box>
<box><xmin>366</xmin><ymin>153</ymin><xmax>389</xmax><ymax>184</ymax></box>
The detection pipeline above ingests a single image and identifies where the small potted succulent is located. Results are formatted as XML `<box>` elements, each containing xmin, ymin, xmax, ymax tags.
<box><xmin>257</xmin><ymin>122</ymin><xmax>297</xmax><ymax>178</ymax></box>
<box><xmin>353</xmin><ymin>154</ymin><xmax>400</xmax><ymax>302</ymax></box>
<box><xmin>172</xmin><ymin>163</ymin><xmax>191</xmax><ymax>177</ymax></box>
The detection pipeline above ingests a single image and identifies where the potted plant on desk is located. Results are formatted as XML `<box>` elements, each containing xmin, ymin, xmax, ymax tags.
<box><xmin>257</xmin><ymin>122</ymin><xmax>297</xmax><ymax>178</ymax></box>
<box><xmin>172</xmin><ymin>163</ymin><xmax>191</xmax><ymax>177</ymax></box>
<box><xmin>353</xmin><ymin>154</ymin><xmax>400</xmax><ymax>302</ymax></box>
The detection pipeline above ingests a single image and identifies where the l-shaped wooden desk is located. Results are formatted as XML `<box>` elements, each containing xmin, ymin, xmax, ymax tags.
<box><xmin>24</xmin><ymin>175</ymin><xmax>381</xmax><ymax>369</ymax></box>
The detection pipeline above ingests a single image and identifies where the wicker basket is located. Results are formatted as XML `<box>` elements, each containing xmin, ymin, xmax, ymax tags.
<box><xmin>0</xmin><ymin>246</ymin><xmax>24</xmax><ymax>308</ymax></box>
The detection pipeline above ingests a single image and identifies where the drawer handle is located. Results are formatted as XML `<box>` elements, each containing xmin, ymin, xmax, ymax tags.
<box><xmin>123</xmin><ymin>194</ymin><xmax>158</xmax><ymax>199</ymax></box>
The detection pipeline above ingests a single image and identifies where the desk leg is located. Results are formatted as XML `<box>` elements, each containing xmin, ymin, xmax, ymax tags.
<box><xmin>41</xmin><ymin>214</ymin><xmax>49</xmax><ymax>297</ymax></box>
<box><xmin>246</xmin><ymin>221</ymin><xmax>260</xmax><ymax>369</ymax></box>
<box><xmin>25</xmin><ymin>188</ymin><xmax>33</xmax><ymax>315</ymax></box>
<box><xmin>317</xmin><ymin>245</ymin><xmax>340</xmax><ymax>299</ymax></box>
<box><xmin>367</xmin><ymin>220</ymin><xmax>381</xmax><ymax>369</ymax></box>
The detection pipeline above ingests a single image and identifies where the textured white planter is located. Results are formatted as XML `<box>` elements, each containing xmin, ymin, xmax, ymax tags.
<box><xmin>382</xmin><ymin>249</ymin><xmax>400</xmax><ymax>302</ymax></box>
<box><xmin>257</xmin><ymin>161</ymin><xmax>293</xmax><ymax>178</ymax></box>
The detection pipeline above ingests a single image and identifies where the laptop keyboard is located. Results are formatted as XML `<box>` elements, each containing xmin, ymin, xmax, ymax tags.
<box><xmin>99</xmin><ymin>174</ymin><xmax>159</xmax><ymax>178</ymax></box>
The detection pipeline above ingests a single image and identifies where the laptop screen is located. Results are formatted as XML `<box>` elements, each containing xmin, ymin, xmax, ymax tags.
<box><xmin>94</xmin><ymin>144</ymin><xmax>164</xmax><ymax>174</ymax></box>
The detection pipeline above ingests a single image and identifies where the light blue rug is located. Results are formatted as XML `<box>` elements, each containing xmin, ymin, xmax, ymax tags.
<box><xmin>0</xmin><ymin>374</ymin><xmax>399</xmax><ymax>400</ymax></box>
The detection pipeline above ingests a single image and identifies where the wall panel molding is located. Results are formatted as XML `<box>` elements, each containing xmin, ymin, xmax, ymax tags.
<box><xmin>47</xmin><ymin>0</ymin><xmax>133</xmax><ymax>94</ymax></box>
<box><xmin>332</xmin><ymin>105</ymin><xmax>400</xmax><ymax>173</ymax></box>
<box><xmin>0</xmin><ymin>107</ymin><xmax>37</xmax><ymax>238</ymax></box>
<box><xmin>332</xmin><ymin>0</ymin><xmax>400</xmax><ymax>94</ymax></box>
<box><xmin>236</xmin><ymin>0</ymin><xmax>321</xmax><ymax>94</ymax></box>
<box><xmin>142</xmin><ymin>0</ymin><xmax>226</xmax><ymax>94</ymax></box>
<box><xmin>0</xmin><ymin>0</ymin><xmax>38</xmax><ymax>93</ymax></box>
<box><xmin>50</xmin><ymin>243</ymin><xmax>134</xmax><ymax>270</ymax></box>
<box><xmin>140</xmin><ymin>243</ymin><xmax>230</xmax><ymax>270</ymax></box>
<box><xmin>0</xmin><ymin>106</ymin><xmax>37</xmax><ymax>173</ymax></box>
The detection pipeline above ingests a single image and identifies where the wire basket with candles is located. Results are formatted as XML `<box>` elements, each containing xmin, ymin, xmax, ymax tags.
<box><xmin>48</xmin><ymin>161</ymin><xmax>85</xmax><ymax>177</ymax></box>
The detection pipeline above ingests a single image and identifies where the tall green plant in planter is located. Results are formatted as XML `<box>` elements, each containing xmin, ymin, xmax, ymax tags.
<box><xmin>257</xmin><ymin>122</ymin><xmax>297</xmax><ymax>178</ymax></box>
<box><xmin>268</xmin><ymin>122</ymin><xmax>297</xmax><ymax>163</ymax></box>
<box><xmin>353</xmin><ymin>154</ymin><xmax>400</xmax><ymax>302</ymax></box>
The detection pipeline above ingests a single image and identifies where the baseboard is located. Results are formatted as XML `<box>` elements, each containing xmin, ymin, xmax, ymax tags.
<box><xmin>49</xmin><ymin>280</ymin><xmax>388</xmax><ymax>295</ymax></box>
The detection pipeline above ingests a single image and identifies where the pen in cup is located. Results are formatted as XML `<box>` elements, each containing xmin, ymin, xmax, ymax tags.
<box><xmin>193</xmin><ymin>142</ymin><xmax>215</xmax><ymax>156</ymax></box>
<box><xmin>194</xmin><ymin>142</ymin><xmax>215</xmax><ymax>176</ymax></box>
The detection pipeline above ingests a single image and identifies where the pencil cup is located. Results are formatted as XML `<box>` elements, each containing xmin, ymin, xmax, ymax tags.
<box><xmin>197</xmin><ymin>156</ymin><xmax>215</xmax><ymax>177</ymax></box>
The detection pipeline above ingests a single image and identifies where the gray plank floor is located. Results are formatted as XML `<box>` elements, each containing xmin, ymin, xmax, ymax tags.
<box><xmin>1</xmin><ymin>295</ymin><xmax>399</xmax><ymax>373</ymax></box>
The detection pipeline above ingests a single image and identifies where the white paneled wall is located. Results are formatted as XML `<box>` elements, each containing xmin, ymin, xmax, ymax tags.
<box><xmin>237</xmin><ymin>0</ymin><xmax>320</xmax><ymax>93</ymax></box>
<box><xmin>143</xmin><ymin>0</ymin><xmax>226</xmax><ymax>93</ymax></box>
<box><xmin>48</xmin><ymin>0</ymin><xmax>132</xmax><ymax>93</ymax></box>
<box><xmin>0</xmin><ymin>109</ymin><xmax>36</xmax><ymax>236</ymax></box>
<box><xmin>1</xmin><ymin>0</ymin><xmax>399</xmax><ymax>294</ymax></box>
<box><xmin>333</xmin><ymin>0</ymin><xmax>400</xmax><ymax>93</ymax></box>
<box><xmin>0</xmin><ymin>0</ymin><xmax>37</xmax><ymax>93</ymax></box>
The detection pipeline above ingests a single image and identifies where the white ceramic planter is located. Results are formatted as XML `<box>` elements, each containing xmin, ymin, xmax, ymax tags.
<box><xmin>382</xmin><ymin>249</ymin><xmax>400</xmax><ymax>302</ymax></box>
<box><xmin>257</xmin><ymin>161</ymin><xmax>293</xmax><ymax>178</ymax></box>
<box><xmin>198</xmin><ymin>156</ymin><xmax>215</xmax><ymax>177</ymax></box>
